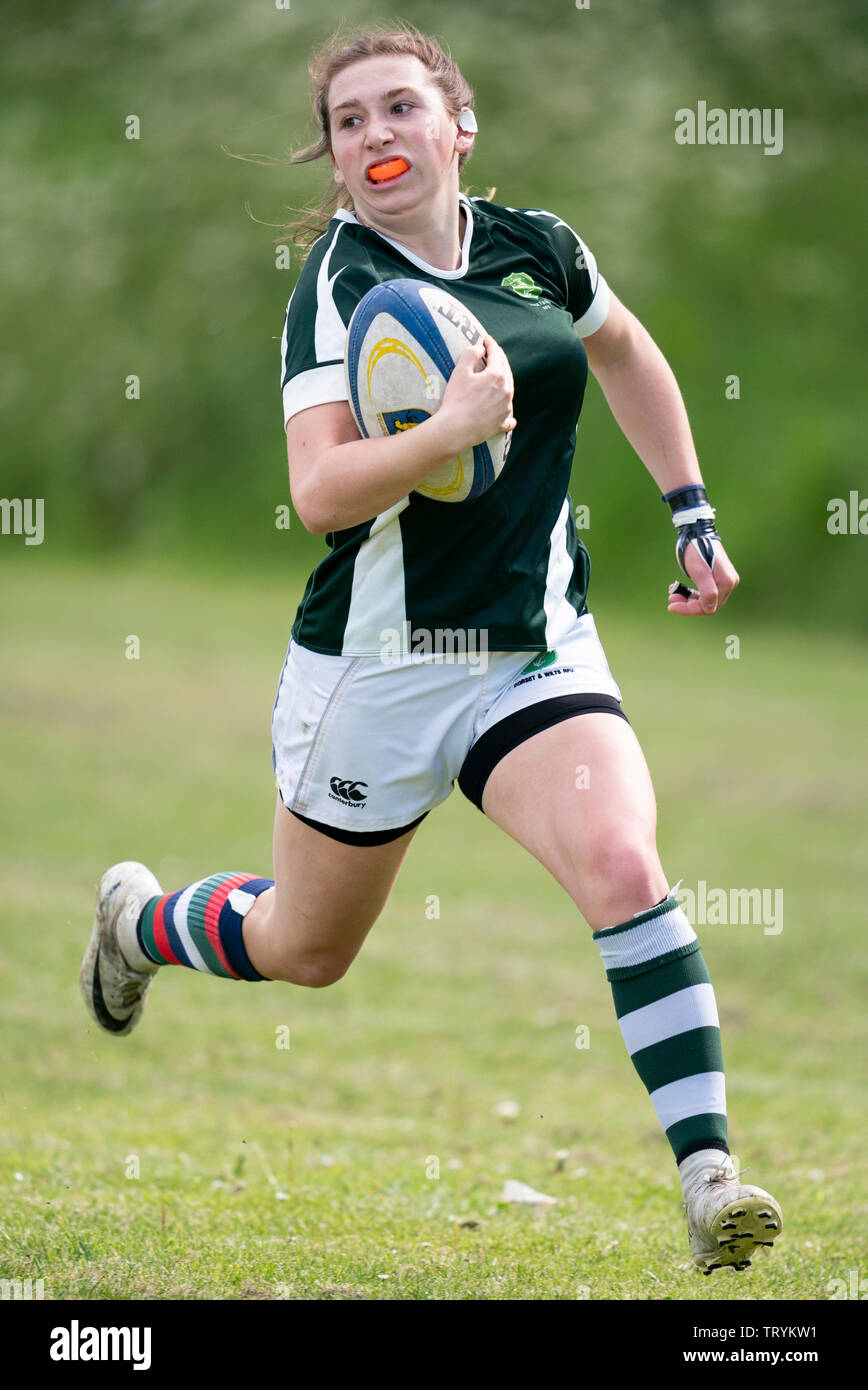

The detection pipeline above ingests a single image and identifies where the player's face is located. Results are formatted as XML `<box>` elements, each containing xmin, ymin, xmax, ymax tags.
<box><xmin>327</xmin><ymin>55</ymin><xmax>464</xmax><ymax>219</ymax></box>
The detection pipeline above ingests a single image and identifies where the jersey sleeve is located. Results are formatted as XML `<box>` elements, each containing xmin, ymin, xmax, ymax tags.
<box><xmin>279</xmin><ymin>233</ymin><xmax>378</xmax><ymax>427</ymax></box>
<box><xmin>525</xmin><ymin>208</ymin><xmax>611</xmax><ymax>338</ymax></box>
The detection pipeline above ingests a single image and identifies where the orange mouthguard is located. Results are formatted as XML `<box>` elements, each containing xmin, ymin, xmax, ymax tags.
<box><xmin>368</xmin><ymin>157</ymin><xmax>410</xmax><ymax>182</ymax></box>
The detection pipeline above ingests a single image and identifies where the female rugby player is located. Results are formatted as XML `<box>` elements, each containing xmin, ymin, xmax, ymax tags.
<box><xmin>81</xmin><ymin>22</ymin><xmax>782</xmax><ymax>1275</ymax></box>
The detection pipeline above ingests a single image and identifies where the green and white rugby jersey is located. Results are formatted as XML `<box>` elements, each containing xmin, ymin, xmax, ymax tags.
<box><xmin>279</xmin><ymin>193</ymin><xmax>611</xmax><ymax>655</ymax></box>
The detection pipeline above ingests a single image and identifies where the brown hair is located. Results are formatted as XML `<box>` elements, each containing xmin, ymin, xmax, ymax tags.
<box><xmin>237</xmin><ymin>19</ymin><xmax>494</xmax><ymax>263</ymax></box>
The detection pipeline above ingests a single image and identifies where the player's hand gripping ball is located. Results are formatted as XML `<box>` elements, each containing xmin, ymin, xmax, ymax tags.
<box><xmin>343</xmin><ymin>278</ymin><xmax>513</xmax><ymax>503</ymax></box>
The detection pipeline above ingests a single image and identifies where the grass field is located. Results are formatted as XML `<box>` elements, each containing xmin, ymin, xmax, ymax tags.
<box><xmin>1</xmin><ymin>556</ymin><xmax>865</xmax><ymax>1301</ymax></box>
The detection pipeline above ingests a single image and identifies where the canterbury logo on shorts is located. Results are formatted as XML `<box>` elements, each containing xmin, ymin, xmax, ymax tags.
<box><xmin>329</xmin><ymin>777</ymin><xmax>369</xmax><ymax>807</ymax></box>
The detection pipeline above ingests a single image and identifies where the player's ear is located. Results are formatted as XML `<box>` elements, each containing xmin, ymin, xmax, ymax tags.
<box><xmin>455</xmin><ymin>129</ymin><xmax>475</xmax><ymax>158</ymax></box>
<box><xmin>329</xmin><ymin>149</ymin><xmax>344</xmax><ymax>185</ymax></box>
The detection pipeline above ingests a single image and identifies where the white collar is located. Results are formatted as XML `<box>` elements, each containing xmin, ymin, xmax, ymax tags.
<box><xmin>334</xmin><ymin>193</ymin><xmax>474</xmax><ymax>279</ymax></box>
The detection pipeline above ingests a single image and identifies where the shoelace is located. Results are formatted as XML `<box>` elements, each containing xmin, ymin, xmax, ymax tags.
<box><xmin>119</xmin><ymin>977</ymin><xmax>149</xmax><ymax>1006</ymax></box>
<box><xmin>683</xmin><ymin>1159</ymin><xmax>751</xmax><ymax>1213</ymax></box>
<box><xmin>705</xmin><ymin>1160</ymin><xmax>750</xmax><ymax>1185</ymax></box>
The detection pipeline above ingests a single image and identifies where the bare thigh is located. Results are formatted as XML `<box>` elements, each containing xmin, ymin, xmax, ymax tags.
<box><xmin>481</xmin><ymin>712</ymin><xmax>669</xmax><ymax>930</ymax></box>
<box><xmin>242</xmin><ymin>795</ymin><xmax>421</xmax><ymax>985</ymax></box>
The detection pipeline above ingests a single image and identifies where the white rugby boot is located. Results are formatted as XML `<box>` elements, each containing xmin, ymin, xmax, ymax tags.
<box><xmin>680</xmin><ymin>1150</ymin><xmax>783</xmax><ymax>1274</ymax></box>
<box><xmin>80</xmin><ymin>861</ymin><xmax>163</xmax><ymax>1036</ymax></box>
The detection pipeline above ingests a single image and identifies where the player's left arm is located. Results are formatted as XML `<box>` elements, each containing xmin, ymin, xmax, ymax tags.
<box><xmin>583</xmin><ymin>291</ymin><xmax>739</xmax><ymax>617</ymax></box>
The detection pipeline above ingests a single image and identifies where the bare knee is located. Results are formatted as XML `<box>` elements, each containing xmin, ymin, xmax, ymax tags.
<box><xmin>243</xmin><ymin>890</ymin><xmax>368</xmax><ymax>987</ymax></box>
<box><xmin>269</xmin><ymin>954</ymin><xmax>351</xmax><ymax>988</ymax></box>
<box><xmin>568</xmin><ymin>833</ymin><xmax>667</xmax><ymax>928</ymax></box>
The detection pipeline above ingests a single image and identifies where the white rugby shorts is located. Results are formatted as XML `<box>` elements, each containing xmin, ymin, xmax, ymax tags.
<box><xmin>270</xmin><ymin>612</ymin><xmax>626</xmax><ymax>839</ymax></box>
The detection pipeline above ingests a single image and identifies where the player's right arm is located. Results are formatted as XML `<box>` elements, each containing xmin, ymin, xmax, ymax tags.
<box><xmin>286</xmin><ymin>337</ymin><xmax>515</xmax><ymax>534</ymax></box>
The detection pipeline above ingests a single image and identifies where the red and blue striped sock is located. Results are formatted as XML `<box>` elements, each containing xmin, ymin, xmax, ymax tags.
<box><xmin>136</xmin><ymin>873</ymin><xmax>272</xmax><ymax>981</ymax></box>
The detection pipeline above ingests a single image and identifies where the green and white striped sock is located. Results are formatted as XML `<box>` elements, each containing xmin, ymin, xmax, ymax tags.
<box><xmin>593</xmin><ymin>890</ymin><xmax>729</xmax><ymax>1164</ymax></box>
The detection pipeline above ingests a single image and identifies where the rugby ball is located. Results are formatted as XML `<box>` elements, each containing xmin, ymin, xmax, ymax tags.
<box><xmin>343</xmin><ymin>278</ymin><xmax>512</xmax><ymax>503</ymax></box>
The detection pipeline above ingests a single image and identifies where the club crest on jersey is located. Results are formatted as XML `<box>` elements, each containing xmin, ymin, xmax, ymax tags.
<box><xmin>380</xmin><ymin>406</ymin><xmax>432</xmax><ymax>435</ymax></box>
<box><xmin>501</xmin><ymin>271</ymin><xmax>543</xmax><ymax>300</ymax></box>
<box><xmin>521</xmin><ymin>650</ymin><xmax>558</xmax><ymax>673</ymax></box>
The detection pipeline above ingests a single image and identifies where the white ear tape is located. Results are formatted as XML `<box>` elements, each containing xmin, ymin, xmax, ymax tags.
<box><xmin>458</xmin><ymin>108</ymin><xmax>478</xmax><ymax>132</ymax></box>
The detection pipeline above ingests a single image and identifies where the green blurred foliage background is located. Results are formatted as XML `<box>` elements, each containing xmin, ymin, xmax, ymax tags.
<box><xmin>2</xmin><ymin>0</ymin><xmax>865</xmax><ymax>630</ymax></box>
